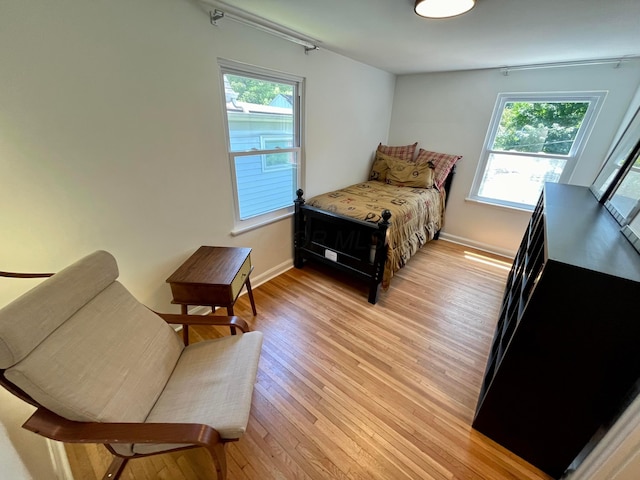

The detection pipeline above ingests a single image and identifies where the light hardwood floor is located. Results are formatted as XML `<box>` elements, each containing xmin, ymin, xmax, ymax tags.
<box><xmin>65</xmin><ymin>240</ymin><xmax>551</xmax><ymax>480</ymax></box>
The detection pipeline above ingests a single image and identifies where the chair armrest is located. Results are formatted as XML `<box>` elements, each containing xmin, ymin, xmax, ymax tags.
<box><xmin>155</xmin><ymin>312</ymin><xmax>250</xmax><ymax>333</ymax></box>
<box><xmin>0</xmin><ymin>271</ymin><xmax>54</xmax><ymax>278</ymax></box>
<box><xmin>23</xmin><ymin>408</ymin><xmax>222</xmax><ymax>447</ymax></box>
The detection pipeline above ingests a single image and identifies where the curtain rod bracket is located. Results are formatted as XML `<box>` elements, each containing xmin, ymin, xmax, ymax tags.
<box><xmin>210</xmin><ymin>9</ymin><xmax>224</xmax><ymax>26</ymax></box>
<box><xmin>500</xmin><ymin>56</ymin><xmax>639</xmax><ymax>75</ymax></box>
<box><xmin>304</xmin><ymin>46</ymin><xmax>319</xmax><ymax>55</ymax></box>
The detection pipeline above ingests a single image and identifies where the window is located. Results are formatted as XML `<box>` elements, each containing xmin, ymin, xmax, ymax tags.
<box><xmin>261</xmin><ymin>136</ymin><xmax>294</xmax><ymax>171</ymax></box>
<box><xmin>470</xmin><ymin>92</ymin><xmax>606</xmax><ymax>209</ymax></box>
<box><xmin>219</xmin><ymin>60</ymin><xmax>303</xmax><ymax>233</ymax></box>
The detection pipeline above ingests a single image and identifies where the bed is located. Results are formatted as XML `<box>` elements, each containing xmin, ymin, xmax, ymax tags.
<box><xmin>293</xmin><ymin>143</ymin><xmax>460</xmax><ymax>303</ymax></box>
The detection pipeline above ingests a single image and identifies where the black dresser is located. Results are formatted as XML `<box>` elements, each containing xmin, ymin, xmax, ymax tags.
<box><xmin>473</xmin><ymin>182</ymin><xmax>640</xmax><ymax>478</ymax></box>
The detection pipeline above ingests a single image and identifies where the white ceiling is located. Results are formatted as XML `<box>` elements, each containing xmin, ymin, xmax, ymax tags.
<box><xmin>207</xmin><ymin>0</ymin><xmax>640</xmax><ymax>75</ymax></box>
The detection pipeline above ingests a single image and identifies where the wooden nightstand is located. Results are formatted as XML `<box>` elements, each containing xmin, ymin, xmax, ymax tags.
<box><xmin>166</xmin><ymin>246</ymin><xmax>257</xmax><ymax>342</ymax></box>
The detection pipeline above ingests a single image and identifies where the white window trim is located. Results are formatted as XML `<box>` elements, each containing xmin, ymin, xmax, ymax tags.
<box><xmin>218</xmin><ymin>58</ymin><xmax>305</xmax><ymax>233</ymax></box>
<box><xmin>469</xmin><ymin>91</ymin><xmax>607</xmax><ymax>210</ymax></box>
<box><xmin>228</xmin><ymin>149</ymin><xmax>300</xmax><ymax>221</ymax></box>
<box><xmin>260</xmin><ymin>136</ymin><xmax>295</xmax><ymax>171</ymax></box>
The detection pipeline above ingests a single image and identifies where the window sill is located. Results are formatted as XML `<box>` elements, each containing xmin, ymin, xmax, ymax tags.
<box><xmin>465</xmin><ymin>196</ymin><xmax>534</xmax><ymax>213</ymax></box>
<box><xmin>230</xmin><ymin>211</ymin><xmax>293</xmax><ymax>236</ymax></box>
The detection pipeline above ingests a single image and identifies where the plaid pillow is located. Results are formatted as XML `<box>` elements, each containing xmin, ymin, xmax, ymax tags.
<box><xmin>377</xmin><ymin>142</ymin><xmax>418</xmax><ymax>162</ymax></box>
<box><xmin>415</xmin><ymin>149</ymin><xmax>462</xmax><ymax>188</ymax></box>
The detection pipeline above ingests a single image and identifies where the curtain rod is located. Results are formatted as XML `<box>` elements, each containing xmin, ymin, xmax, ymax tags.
<box><xmin>500</xmin><ymin>56</ymin><xmax>640</xmax><ymax>76</ymax></box>
<box><xmin>201</xmin><ymin>0</ymin><xmax>320</xmax><ymax>53</ymax></box>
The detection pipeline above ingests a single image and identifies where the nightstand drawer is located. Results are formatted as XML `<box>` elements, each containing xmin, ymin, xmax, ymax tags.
<box><xmin>230</xmin><ymin>254</ymin><xmax>252</xmax><ymax>300</ymax></box>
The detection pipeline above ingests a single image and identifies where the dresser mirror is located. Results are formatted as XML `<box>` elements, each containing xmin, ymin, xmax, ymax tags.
<box><xmin>605</xmin><ymin>157</ymin><xmax>640</xmax><ymax>225</ymax></box>
<box><xmin>591</xmin><ymin>106</ymin><xmax>640</xmax><ymax>204</ymax></box>
<box><xmin>621</xmin><ymin>211</ymin><xmax>640</xmax><ymax>254</ymax></box>
<box><xmin>629</xmin><ymin>212</ymin><xmax>640</xmax><ymax>235</ymax></box>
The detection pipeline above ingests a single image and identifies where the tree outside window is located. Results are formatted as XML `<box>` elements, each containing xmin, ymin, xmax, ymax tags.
<box><xmin>493</xmin><ymin>102</ymin><xmax>588</xmax><ymax>155</ymax></box>
<box><xmin>470</xmin><ymin>92</ymin><xmax>606</xmax><ymax>209</ymax></box>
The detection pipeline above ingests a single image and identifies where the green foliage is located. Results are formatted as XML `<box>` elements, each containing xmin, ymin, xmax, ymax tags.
<box><xmin>226</xmin><ymin>75</ymin><xmax>293</xmax><ymax>105</ymax></box>
<box><xmin>494</xmin><ymin>102</ymin><xmax>589</xmax><ymax>155</ymax></box>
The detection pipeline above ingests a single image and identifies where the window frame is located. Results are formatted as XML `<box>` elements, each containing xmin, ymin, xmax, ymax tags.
<box><xmin>260</xmin><ymin>135</ymin><xmax>295</xmax><ymax>171</ymax></box>
<box><xmin>218</xmin><ymin>59</ymin><xmax>304</xmax><ymax>234</ymax></box>
<box><xmin>469</xmin><ymin>91</ymin><xmax>606</xmax><ymax>210</ymax></box>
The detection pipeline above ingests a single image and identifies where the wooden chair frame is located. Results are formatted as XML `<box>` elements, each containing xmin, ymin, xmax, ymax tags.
<box><xmin>1</xmin><ymin>271</ymin><xmax>250</xmax><ymax>480</ymax></box>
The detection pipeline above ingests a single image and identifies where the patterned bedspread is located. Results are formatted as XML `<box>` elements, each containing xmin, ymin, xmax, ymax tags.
<box><xmin>306</xmin><ymin>181</ymin><xmax>445</xmax><ymax>288</ymax></box>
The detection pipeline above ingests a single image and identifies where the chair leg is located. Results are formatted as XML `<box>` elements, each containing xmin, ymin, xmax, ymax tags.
<box><xmin>101</xmin><ymin>456</ymin><xmax>128</xmax><ymax>480</ymax></box>
<box><xmin>205</xmin><ymin>442</ymin><xmax>228</xmax><ymax>480</ymax></box>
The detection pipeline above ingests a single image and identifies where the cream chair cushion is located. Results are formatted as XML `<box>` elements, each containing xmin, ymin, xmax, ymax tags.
<box><xmin>5</xmin><ymin>281</ymin><xmax>184</xmax><ymax>426</ymax></box>
<box><xmin>1</xmin><ymin>251</ymin><xmax>185</xmax><ymax>456</ymax></box>
<box><xmin>134</xmin><ymin>330</ymin><xmax>263</xmax><ymax>455</ymax></box>
<box><xmin>1</xmin><ymin>250</ymin><xmax>263</xmax><ymax>459</ymax></box>
<box><xmin>0</xmin><ymin>250</ymin><xmax>119</xmax><ymax>368</ymax></box>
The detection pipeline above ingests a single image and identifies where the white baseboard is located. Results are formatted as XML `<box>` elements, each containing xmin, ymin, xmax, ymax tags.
<box><xmin>48</xmin><ymin>440</ymin><xmax>73</xmax><ymax>480</ymax></box>
<box><xmin>438</xmin><ymin>233</ymin><xmax>517</xmax><ymax>259</ymax></box>
<box><xmin>249</xmin><ymin>259</ymin><xmax>293</xmax><ymax>289</ymax></box>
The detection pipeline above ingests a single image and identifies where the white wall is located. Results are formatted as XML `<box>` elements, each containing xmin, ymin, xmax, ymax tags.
<box><xmin>570</xmin><ymin>387</ymin><xmax>640</xmax><ymax>480</ymax></box>
<box><xmin>0</xmin><ymin>389</ymin><xmax>57</xmax><ymax>479</ymax></box>
<box><xmin>390</xmin><ymin>63</ymin><xmax>640</xmax><ymax>255</ymax></box>
<box><xmin>0</xmin><ymin>0</ymin><xmax>395</xmax><ymax>476</ymax></box>
<box><xmin>0</xmin><ymin>0</ymin><xmax>395</xmax><ymax>308</ymax></box>
<box><xmin>608</xmin><ymin>83</ymin><xmax>640</xmax><ymax>152</ymax></box>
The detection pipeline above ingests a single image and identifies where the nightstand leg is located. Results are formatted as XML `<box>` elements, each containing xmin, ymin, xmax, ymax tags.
<box><xmin>246</xmin><ymin>276</ymin><xmax>257</xmax><ymax>316</ymax></box>
<box><xmin>181</xmin><ymin>304</ymin><xmax>189</xmax><ymax>345</ymax></box>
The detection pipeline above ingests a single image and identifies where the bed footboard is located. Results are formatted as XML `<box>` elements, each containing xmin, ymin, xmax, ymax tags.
<box><xmin>294</xmin><ymin>189</ymin><xmax>391</xmax><ymax>304</ymax></box>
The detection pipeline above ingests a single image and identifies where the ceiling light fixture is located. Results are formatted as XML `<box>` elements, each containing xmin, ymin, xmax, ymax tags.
<box><xmin>414</xmin><ymin>0</ymin><xmax>475</xmax><ymax>19</ymax></box>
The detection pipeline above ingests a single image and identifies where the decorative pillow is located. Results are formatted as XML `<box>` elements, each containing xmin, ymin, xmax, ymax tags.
<box><xmin>385</xmin><ymin>155</ymin><xmax>435</xmax><ymax>188</ymax></box>
<box><xmin>415</xmin><ymin>149</ymin><xmax>462</xmax><ymax>189</ymax></box>
<box><xmin>377</xmin><ymin>142</ymin><xmax>418</xmax><ymax>162</ymax></box>
<box><xmin>369</xmin><ymin>150</ymin><xmax>399</xmax><ymax>182</ymax></box>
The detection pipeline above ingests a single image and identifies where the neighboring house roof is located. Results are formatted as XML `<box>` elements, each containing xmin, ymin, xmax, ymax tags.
<box><xmin>269</xmin><ymin>94</ymin><xmax>294</xmax><ymax>108</ymax></box>
<box><xmin>225</xmin><ymin>101</ymin><xmax>291</xmax><ymax>115</ymax></box>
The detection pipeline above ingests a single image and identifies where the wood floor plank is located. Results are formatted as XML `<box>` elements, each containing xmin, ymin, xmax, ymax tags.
<box><xmin>64</xmin><ymin>240</ymin><xmax>551</xmax><ymax>480</ymax></box>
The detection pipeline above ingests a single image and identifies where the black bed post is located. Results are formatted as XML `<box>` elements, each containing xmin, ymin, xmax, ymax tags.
<box><xmin>368</xmin><ymin>209</ymin><xmax>391</xmax><ymax>304</ymax></box>
<box><xmin>434</xmin><ymin>165</ymin><xmax>456</xmax><ymax>241</ymax></box>
<box><xmin>443</xmin><ymin>164</ymin><xmax>456</xmax><ymax>208</ymax></box>
<box><xmin>294</xmin><ymin>189</ymin><xmax>306</xmax><ymax>268</ymax></box>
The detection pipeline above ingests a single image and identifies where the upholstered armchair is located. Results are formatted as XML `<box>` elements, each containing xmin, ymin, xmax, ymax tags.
<box><xmin>0</xmin><ymin>251</ymin><xmax>263</xmax><ymax>480</ymax></box>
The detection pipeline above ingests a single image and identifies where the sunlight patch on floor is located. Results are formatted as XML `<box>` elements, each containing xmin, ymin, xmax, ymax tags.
<box><xmin>463</xmin><ymin>251</ymin><xmax>512</xmax><ymax>271</ymax></box>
